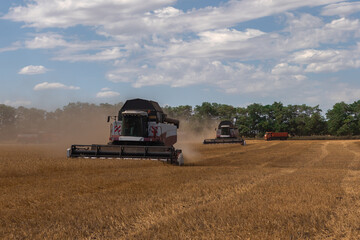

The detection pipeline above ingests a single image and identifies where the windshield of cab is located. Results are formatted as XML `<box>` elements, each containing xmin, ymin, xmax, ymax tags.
<box><xmin>221</xmin><ymin>127</ymin><xmax>230</xmax><ymax>135</ymax></box>
<box><xmin>121</xmin><ymin>115</ymin><xmax>147</xmax><ymax>137</ymax></box>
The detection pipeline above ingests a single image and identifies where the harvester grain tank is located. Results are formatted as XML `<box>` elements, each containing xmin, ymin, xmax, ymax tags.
<box><xmin>264</xmin><ymin>132</ymin><xmax>288</xmax><ymax>141</ymax></box>
<box><xmin>67</xmin><ymin>98</ymin><xmax>183</xmax><ymax>165</ymax></box>
<box><xmin>203</xmin><ymin>120</ymin><xmax>245</xmax><ymax>144</ymax></box>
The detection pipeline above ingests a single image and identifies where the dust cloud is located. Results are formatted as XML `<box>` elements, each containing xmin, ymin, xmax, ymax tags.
<box><xmin>11</xmin><ymin>107</ymin><xmax>116</xmax><ymax>155</ymax></box>
<box><xmin>11</xmin><ymin>107</ymin><xmax>220</xmax><ymax>162</ymax></box>
<box><xmin>175</xmin><ymin>118</ymin><xmax>218</xmax><ymax>164</ymax></box>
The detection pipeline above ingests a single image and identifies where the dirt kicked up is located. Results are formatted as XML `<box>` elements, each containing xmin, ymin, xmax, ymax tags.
<box><xmin>0</xmin><ymin>140</ymin><xmax>360</xmax><ymax>239</ymax></box>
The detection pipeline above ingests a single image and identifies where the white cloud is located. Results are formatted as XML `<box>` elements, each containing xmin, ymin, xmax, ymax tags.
<box><xmin>289</xmin><ymin>45</ymin><xmax>360</xmax><ymax>73</ymax></box>
<box><xmin>281</xmin><ymin>14</ymin><xmax>360</xmax><ymax>51</ymax></box>
<box><xmin>145</xmin><ymin>0</ymin><xmax>343</xmax><ymax>35</ymax></box>
<box><xmin>198</xmin><ymin>28</ymin><xmax>265</xmax><ymax>43</ymax></box>
<box><xmin>271</xmin><ymin>63</ymin><xmax>302</xmax><ymax>75</ymax></box>
<box><xmin>126</xmin><ymin>58</ymin><xmax>304</xmax><ymax>95</ymax></box>
<box><xmin>322</xmin><ymin>2</ymin><xmax>360</xmax><ymax>16</ymax></box>
<box><xmin>162</xmin><ymin>15</ymin><xmax>360</xmax><ymax>61</ymax></box>
<box><xmin>5</xmin><ymin>1</ymin><xmax>357</xmax><ymax>67</ymax></box>
<box><xmin>25</xmin><ymin>33</ymin><xmax>67</xmax><ymax>49</ymax></box>
<box><xmin>54</xmin><ymin>47</ymin><xmax>124</xmax><ymax>62</ymax></box>
<box><xmin>153</xmin><ymin>7</ymin><xmax>182</xmax><ymax>18</ymax></box>
<box><xmin>164</xmin><ymin>28</ymin><xmax>270</xmax><ymax>60</ymax></box>
<box><xmin>3</xmin><ymin>0</ymin><xmax>177</xmax><ymax>29</ymax></box>
<box><xmin>106</xmin><ymin>65</ymin><xmax>142</xmax><ymax>83</ymax></box>
<box><xmin>293</xmin><ymin>75</ymin><xmax>307</xmax><ymax>82</ymax></box>
<box><xmin>33</xmin><ymin>82</ymin><xmax>80</xmax><ymax>91</ymax></box>
<box><xmin>22</xmin><ymin>33</ymin><xmax>124</xmax><ymax>62</ymax></box>
<box><xmin>96</xmin><ymin>89</ymin><xmax>120</xmax><ymax>98</ymax></box>
<box><xmin>18</xmin><ymin>65</ymin><xmax>48</xmax><ymax>75</ymax></box>
<box><xmin>3</xmin><ymin>0</ymin><xmax>342</xmax><ymax>38</ymax></box>
<box><xmin>326</xmin><ymin>17</ymin><xmax>360</xmax><ymax>31</ymax></box>
<box><xmin>14</xmin><ymin>11</ymin><xmax>359</xmax><ymax>67</ymax></box>
<box><xmin>3</xmin><ymin>100</ymin><xmax>31</xmax><ymax>107</ymax></box>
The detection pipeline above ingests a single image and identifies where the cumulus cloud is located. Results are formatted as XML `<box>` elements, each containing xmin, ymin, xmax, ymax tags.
<box><xmin>5</xmin><ymin>1</ymin><xmax>357</xmax><ymax>65</ymax></box>
<box><xmin>3</xmin><ymin>0</ymin><xmax>342</xmax><ymax>37</ymax></box>
<box><xmin>322</xmin><ymin>2</ymin><xmax>360</xmax><ymax>16</ymax></box>
<box><xmin>22</xmin><ymin>33</ymin><xmax>124</xmax><ymax>62</ymax></box>
<box><xmin>161</xmin><ymin>14</ymin><xmax>360</xmax><ymax>61</ymax></box>
<box><xmin>25</xmin><ymin>33</ymin><xmax>67</xmax><ymax>49</ymax></box>
<box><xmin>54</xmin><ymin>47</ymin><xmax>124</xmax><ymax>62</ymax></box>
<box><xmin>96</xmin><ymin>88</ymin><xmax>120</xmax><ymax>98</ymax></box>
<box><xmin>289</xmin><ymin>45</ymin><xmax>360</xmax><ymax>73</ymax></box>
<box><xmin>3</xmin><ymin>0</ymin><xmax>177</xmax><ymax>29</ymax></box>
<box><xmin>281</xmin><ymin>14</ymin><xmax>360</xmax><ymax>51</ymax></box>
<box><xmin>125</xmin><ymin>58</ymin><xmax>305</xmax><ymax>95</ymax></box>
<box><xmin>271</xmin><ymin>63</ymin><xmax>302</xmax><ymax>75</ymax></box>
<box><xmin>18</xmin><ymin>65</ymin><xmax>48</xmax><ymax>75</ymax></box>
<box><xmin>164</xmin><ymin>28</ymin><xmax>271</xmax><ymax>60</ymax></box>
<box><xmin>33</xmin><ymin>82</ymin><xmax>80</xmax><ymax>91</ymax></box>
<box><xmin>153</xmin><ymin>6</ymin><xmax>182</xmax><ymax>18</ymax></box>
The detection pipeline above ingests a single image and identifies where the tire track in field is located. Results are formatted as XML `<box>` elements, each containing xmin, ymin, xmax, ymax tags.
<box><xmin>337</xmin><ymin>141</ymin><xmax>360</xmax><ymax>238</ymax></box>
<box><xmin>304</xmin><ymin>141</ymin><xmax>329</xmax><ymax>167</ymax></box>
<box><xmin>258</xmin><ymin>141</ymin><xmax>318</xmax><ymax>169</ymax></box>
<box><xmin>199</xmin><ymin>141</ymin><xmax>281</xmax><ymax>164</ymax></box>
<box><xmin>315</xmin><ymin>141</ymin><xmax>360</xmax><ymax>239</ymax></box>
<box><xmin>124</xmin><ymin>167</ymin><xmax>296</xmax><ymax>239</ymax></box>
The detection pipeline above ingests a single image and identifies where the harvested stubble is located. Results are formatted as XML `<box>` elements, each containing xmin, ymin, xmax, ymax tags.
<box><xmin>0</xmin><ymin>140</ymin><xmax>360</xmax><ymax>239</ymax></box>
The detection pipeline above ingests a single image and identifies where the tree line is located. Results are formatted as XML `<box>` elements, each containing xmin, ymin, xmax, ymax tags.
<box><xmin>164</xmin><ymin>100</ymin><xmax>360</xmax><ymax>137</ymax></box>
<box><xmin>0</xmin><ymin>100</ymin><xmax>360</xmax><ymax>141</ymax></box>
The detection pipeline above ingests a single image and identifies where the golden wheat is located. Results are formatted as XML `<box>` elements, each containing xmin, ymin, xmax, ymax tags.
<box><xmin>0</xmin><ymin>140</ymin><xmax>359</xmax><ymax>239</ymax></box>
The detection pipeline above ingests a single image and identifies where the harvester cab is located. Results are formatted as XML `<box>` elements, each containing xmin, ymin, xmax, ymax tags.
<box><xmin>217</xmin><ymin>124</ymin><xmax>233</xmax><ymax>138</ymax></box>
<box><xmin>67</xmin><ymin>98</ymin><xmax>183</xmax><ymax>165</ymax></box>
<box><xmin>108</xmin><ymin>99</ymin><xmax>179</xmax><ymax>146</ymax></box>
<box><xmin>121</xmin><ymin>111</ymin><xmax>148</xmax><ymax>138</ymax></box>
<box><xmin>204</xmin><ymin>120</ymin><xmax>245</xmax><ymax>144</ymax></box>
<box><xmin>109</xmin><ymin>110</ymin><xmax>149</xmax><ymax>143</ymax></box>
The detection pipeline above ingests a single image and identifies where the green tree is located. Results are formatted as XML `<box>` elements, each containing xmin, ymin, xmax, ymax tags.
<box><xmin>164</xmin><ymin>105</ymin><xmax>192</xmax><ymax>119</ymax></box>
<box><xmin>271</xmin><ymin>102</ymin><xmax>288</xmax><ymax>132</ymax></box>
<box><xmin>349</xmin><ymin>100</ymin><xmax>360</xmax><ymax>135</ymax></box>
<box><xmin>326</xmin><ymin>102</ymin><xmax>356</xmax><ymax>136</ymax></box>
<box><xmin>194</xmin><ymin>102</ymin><xmax>217</xmax><ymax>118</ymax></box>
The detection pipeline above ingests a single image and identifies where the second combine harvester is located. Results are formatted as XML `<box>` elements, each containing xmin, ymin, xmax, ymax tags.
<box><xmin>67</xmin><ymin>98</ymin><xmax>183</xmax><ymax>165</ymax></box>
<box><xmin>203</xmin><ymin>120</ymin><xmax>245</xmax><ymax>145</ymax></box>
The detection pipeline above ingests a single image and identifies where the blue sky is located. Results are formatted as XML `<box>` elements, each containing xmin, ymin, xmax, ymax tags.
<box><xmin>1</xmin><ymin>0</ymin><xmax>360</xmax><ymax>111</ymax></box>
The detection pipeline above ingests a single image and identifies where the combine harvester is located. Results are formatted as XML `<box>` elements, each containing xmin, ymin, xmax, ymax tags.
<box><xmin>203</xmin><ymin>120</ymin><xmax>245</xmax><ymax>145</ymax></box>
<box><xmin>67</xmin><ymin>98</ymin><xmax>183</xmax><ymax>165</ymax></box>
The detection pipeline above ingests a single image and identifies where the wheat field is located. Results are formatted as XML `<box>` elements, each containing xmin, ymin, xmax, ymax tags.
<box><xmin>0</xmin><ymin>140</ymin><xmax>360</xmax><ymax>239</ymax></box>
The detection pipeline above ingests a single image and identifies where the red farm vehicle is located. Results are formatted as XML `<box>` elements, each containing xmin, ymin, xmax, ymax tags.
<box><xmin>264</xmin><ymin>132</ymin><xmax>288</xmax><ymax>141</ymax></box>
